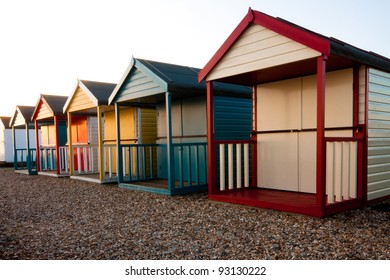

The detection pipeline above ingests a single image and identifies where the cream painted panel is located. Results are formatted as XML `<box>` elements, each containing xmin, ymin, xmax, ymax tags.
<box><xmin>257</xmin><ymin>78</ymin><xmax>300</xmax><ymax>131</ymax></box>
<box><xmin>301</xmin><ymin>69</ymin><xmax>353</xmax><ymax>129</ymax></box>
<box><xmin>156</xmin><ymin>101</ymin><xmax>182</xmax><ymax>139</ymax></box>
<box><xmin>207</xmin><ymin>24</ymin><xmax>320</xmax><ymax>81</ymax></box>
<box><xmin>302</xmin><ymin>75</ymin><xmax>317</xmax><ymax>129</ymax></box>
<box><xmin>257</xmin><ymin>132</ymin><xmax>298</xmax><ymax>191</ymax></box>
<box><xmin>325</xmin><ymin>69</ymin><xmax>353</xmax><ymax>128</ymax></box>
<box><xmin>298</xmin><ymin>132</ymin><xmax>316</xmax><ymax>193</ymax></box>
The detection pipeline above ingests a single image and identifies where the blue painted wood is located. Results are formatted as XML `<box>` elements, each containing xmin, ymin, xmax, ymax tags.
<box><xmin>166</xmin><ymin>91</ymin><xmax>174</xmax><ymax>191</ymax></box>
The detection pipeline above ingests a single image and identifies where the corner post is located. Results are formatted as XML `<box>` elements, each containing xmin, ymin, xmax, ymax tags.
<box><xmin>26</xmin><ymin>123</ymin><xmax>31</xmax><ymax>173</ymax></box>
<box><xmin>166</xmin><ymin>91</ymin><xmax>174</xmax><ymax>192</ymax></box>
<box><xmin>206</xmin><ymin>81</ymin><xmax>216</xmax><ymax>195</ymax></box>
<box><xmin>12</xmin><ymin>125</ymin><xmax>16</xmax><ymax>170</ymax></box>
<box><xmin>97</xmin><ymin>106</ymin><xmax>104</xmax><ymax>181</ymax></box>
<box><xmin>67</xmin><ymin>112</ymin><xmax>73</xmax><ymax>176</ymax></box>
<box><xmin>316</xmin><ymin>55</ymin><xmax>327</xmax><ymax>215</ymax></box>
<box><xmin>115</xmin><ymin>103</ymin><xmax>123</xmax><ymax>183</ymax></box>
<box><xmin>35</xmin><ymin>120</ymin><xmax>40</xmax><ymax>172</ymax></box>
<box><xmin>251</xmin><ymin>85</ymin><xmax>257</xmax><ymax>187</ymax></box>
<box><xmin>54</xmin><ymin>116</ymin><xmax>60</xmax><ymax>175</ymax></box>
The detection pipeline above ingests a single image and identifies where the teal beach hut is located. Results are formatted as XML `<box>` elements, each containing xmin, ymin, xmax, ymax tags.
<box><xmin>109</xmin><ymin>57</ymin><xmax>252</xmax><ymax>195</ymax></box>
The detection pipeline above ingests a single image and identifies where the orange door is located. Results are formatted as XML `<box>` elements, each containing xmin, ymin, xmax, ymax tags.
<box><xmin>71</xmin><ymin>116</ymin><xmax>88</xmax><ymax>171</ymax></box>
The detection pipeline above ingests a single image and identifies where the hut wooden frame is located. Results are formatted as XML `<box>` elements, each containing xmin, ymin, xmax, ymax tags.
<box><xmin>109</xmin><ymin>57</ymin><xmax>252</xmax><ymax>195</ymax></box>
<box><xmin>199</xmin><ymin>8</ymin><xmax>390</xmax><ymax>217</ymax></box>
<box><xmin>31</xmin><ymin>94</ymin><xmax>68</xmax><ymax>177</ymax></box>
<box><xmin>9</xmin><ymin>106</ymin><xmax>38</xmax><ymax>175</ymax></box>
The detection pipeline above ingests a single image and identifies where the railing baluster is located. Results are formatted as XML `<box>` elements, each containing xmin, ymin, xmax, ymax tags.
<box><xmin>219</xmin><ymin>144</ymin><xmax>225</xmax><ymax>191</ymax></box>
<box><xmin>194</xmin><ymin>145</ymin><xmax>199</xmax><ymax>186</ymax></box>
<box><xmin>228</xmin><ymin>144</ymin><xmax>233</xmax><ymax>190</ymax></box>
<box><xmin>244</xmin><ymin>143</ymin><xmax>249</xmax><ymax>187</ymax></box>
<box><xmin>349</xmin><ymin>142</ymin><xmax>357</xmax><ymax>199</ymax></box>
<box><xmin>187</xmin><ymin>146</ymin><xmax>192</xmax><ymax>187</ymax></box>
<box><xmin>149</xmin><ymin>146</ymin><xmax>153</xmax><ymax>179</ymax></box>
<box><xmin>236</xmin><ymin>143</ymin><xmax>242</xmax><ymax>189</ymax></box>
<box><xmin>108</xmin><ymin>145</ymin><xmax>112</xmax><ymax>178</ymax></box>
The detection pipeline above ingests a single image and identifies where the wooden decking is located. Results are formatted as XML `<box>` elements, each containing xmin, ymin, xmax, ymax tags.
<box><xmin>70</xmin><ymin>173</ymin><xmax>118</xmax><ymax>184</ymax></box>
<box><xmin>38</xmin><ymin>170</ymin><xmax>69</xmax><ymax>178</ymax></box>
<box><xmin>209</xmin><ymin>187</ymin><xmax>321</xmax><ymax>217</ymax></box>
<box><xmin>120</xmin><ymin>179</ymin><xmax>207</xmax><ymax>195</ymax></box>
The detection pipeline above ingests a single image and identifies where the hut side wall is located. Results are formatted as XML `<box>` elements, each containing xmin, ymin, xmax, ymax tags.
<box><xmin>367</xmin><ymin>68</ymin><xmax>390</xmax><ymax>200</ymax></box>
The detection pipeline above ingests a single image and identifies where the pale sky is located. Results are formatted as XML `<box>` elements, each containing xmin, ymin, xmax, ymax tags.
<box><xmin>0</xmin><ymin>0</ymin><xmax>389</xmax><ymax>116</ymax></box>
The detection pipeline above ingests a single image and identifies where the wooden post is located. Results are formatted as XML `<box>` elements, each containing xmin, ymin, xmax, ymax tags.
<box><xmin>115</xmin><ymin>103</ymin><xmax>123</xmax><ymax>183</ymax></box>
<box><xmin>166</xmin><ymin>91</ymin><xmax>174</xmax><ymax>192</ymax></box>
<box><xmin>206</xmin><ymin>81</ymin><xmax>216</xmax><ymax>194</ymax></box>
<box><xmin>35</xmin><ymin>120</ymin><xmax>40</xmax><ymax>172</ymax></box>
<box><xmin>97</xmin><ymin>106</ymin><xmax>104</xmax><ymax>181</ymax></box>
<box><xmin>67</xmin><ymin>112</ymin><xmax>73</xmax><ymax>176</ymax></box>
<box><xmin>54</xmin><ymin>116</ymin><xmax>60</xmax><ymax>175</ymax></box>
<box><xmin>251</xmin><ymin>85</ymin><xmax>258</xmax><ymax>187</ymax></box>
<box><xmin>25</xmin><ymin>123</ymin><xmax>31</xmax><ymax>173</ymax></box>
<box><xmin>316</xmin><ymin>55</ymin><xmax>327</xmax><ymax>215</ymax></box>
<box><xmin>12</xmin><ymin>125</ymin><xmax>16</xmax><ymax>170</ymax></box>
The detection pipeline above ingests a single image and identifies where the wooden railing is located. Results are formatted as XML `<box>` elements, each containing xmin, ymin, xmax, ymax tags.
<box><xmin>72</xmin><ymin>144</ymin><xmax>97</xmax><ymax>174</ymax></box>
<box><xmin>325</xmin><ymin>137</ymin><xmax>362</xmax><ymax>204</ymax></box>
<box><xmin>14</xmin><ymin>148</ymin><xmax>37</xmax><ymax>171</ymax></box>
<box><xmin>102</xmin><ymin>143</ymin><xmax>116</xmax><ymax>178</ymax></box>
<box><xmin>39</xmin><ymin>146</ymin><xmax>56</xmax><ymax>171</ymax></box>
<box><xmin>216</xmin><ymin>140</ymin><xmax>251</xmax><ymax>191</ymax></box>
<box><xmin>120</xmin><ymin>142</ymin><xmax>207</xmax><ymax>188</ymax></box>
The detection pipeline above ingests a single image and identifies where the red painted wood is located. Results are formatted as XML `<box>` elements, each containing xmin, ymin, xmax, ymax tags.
<box><xmin>316</xmin><ymin>56</ymin><xmax>327</xmax><ymax>216</ymax></box>
<box><xmin>210</xmin><ymin>188</ymin><xmax>363</xmax><ymax>217</ymax></box>
<box><xmin>363</xmin><ymin>67</ymin><xmax>369</xmax><ymax>205</ymax></box>
<box><xmin>215</xmin><ymin>140</ymin><xmax>251</xmax><ymax>145</ymax></box>
<box><xmin>209</xmin><ymin>188</ymin><xmax>322</xmax><ymax>217</ymax></box>
<box><xmin>353</xmin><ymin>67</ymin><xmax>360</xmax><ymax>130</ymax></box>
<box><xmin>206</xmin><ymin>81</ymin><xmax>216</xmax><ymax>194</ymax></box>
<box><xmin>251</xmin><ymin>85</ymin><xmax>257</xmax><ymax>187</ymax></box>
<box><xmin>35</xmin><ymin>120</ymin><xmax>40</xmax><ymax>172</ymax></box>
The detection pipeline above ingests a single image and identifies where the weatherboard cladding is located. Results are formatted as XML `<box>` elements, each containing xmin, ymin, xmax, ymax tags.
<box><xmin>12</xmin><ymin>106</ymin><xmax>35</xmax><ymax>127</ymax></box>
<box><xmin>112</xmin><ymin>58</ymin><xmax>251</xmax><ymax>104</ymax></box>
<box><xmin>67</xmin><ymin>87</ymin><xmax>96</xmax><ymax>112</ymax></box>
<box><xmin>114</xmin><ymin>68</ymin><xmax>165</xmax><ymax>103</ymax></box>
<box><xmin>207</xmin><ymin>23</ymin><xmax>321</xmax><ymax>81</ymax></box>
<box><xmin>367</xmin><ymin>68</ymin><xmax>390</xmax><ymax>200</ymax></box>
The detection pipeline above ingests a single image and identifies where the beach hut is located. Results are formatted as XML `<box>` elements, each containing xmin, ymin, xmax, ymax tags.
<box><xmin>9</xmin><ymin>106</ymin><xmax>40</xmax><ymax>174</ymax></box>
<box><xmin>63</xmin><ymin>79</ymin><xmax>156</xmax><ymax>184</ymax></box>
<box><xmin>108</xmin><ymin>57</ymin><xmax>252</xmax><ymax>195</ymax></box>
<box><xmin>0</xmin><ymin>116</ymin><xmax>13</xmax><ymax>163</ymax></box>
<box><xmin>63</xmin><ymin>79</ymin><xmax>116</xmax><ymax>183</ymax></box>
<box><xmin>31</xmin><ymin>94</ymin><xmax>68</xmax><ymax>177</ymax></box>
<box><xmin>198</xmin><ymin>8</ymin><xmax>390</xmax><ymax>217</ymax></box>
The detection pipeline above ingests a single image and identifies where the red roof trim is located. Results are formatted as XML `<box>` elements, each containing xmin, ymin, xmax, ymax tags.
<box><xmin>198</xmin><ymin>8</ymin><xmax>254</xmax><ymax>82</ymax></box>
<box><xmin>198</xmin><ymin>8</ymin><xmax>330</xmax><ymax>82</ymax></box>
<box><xmin>252</xmin><ymin>10</ymin><xmax>330</xmax><ymax>55</ymax></box>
